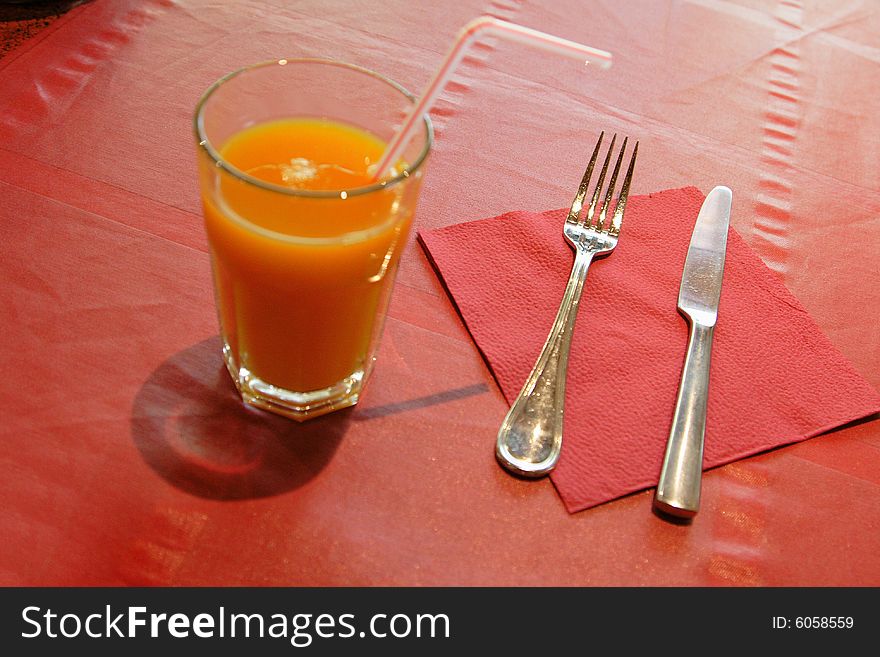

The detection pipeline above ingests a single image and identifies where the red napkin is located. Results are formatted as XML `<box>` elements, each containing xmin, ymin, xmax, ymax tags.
<box><xmin>419</xmin><ymin>186</ymin><xmax>880</xmax><ymax>513</ymax></box>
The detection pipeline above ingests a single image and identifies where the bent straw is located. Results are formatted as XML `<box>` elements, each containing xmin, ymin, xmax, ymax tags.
<box><xmin>373</xmin><ymin>16</ymin><xmax>613</xmax><ymax>178</ymax></box>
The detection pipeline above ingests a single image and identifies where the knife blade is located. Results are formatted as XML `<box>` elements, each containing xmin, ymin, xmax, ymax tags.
<box><xmin>654</xmin><ymin>185</ymin><xmax>732</xmax><ymax>519</ymax></box>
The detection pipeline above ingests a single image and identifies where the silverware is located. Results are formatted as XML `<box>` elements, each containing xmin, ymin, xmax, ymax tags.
<box><xmin>496</xmin><ymin>132</ymin><xmax>638</xmax><ymax>477</ymax></box>
<box><xmin>654</xmin><ymin>185</ymin><xmax>732</xmax><ymax>517</ymax></box>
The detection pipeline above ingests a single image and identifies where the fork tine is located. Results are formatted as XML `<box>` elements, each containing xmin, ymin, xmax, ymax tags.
<box><xmin>609</xmin><ymin>141</ymin><xmax>638</xmax><ymax>236</ymax></box>
<box><xmin>585</xmin><ymin>133</ymin><xmax>616</xmax><ymax>228</ymax></box>
<box><xmin>597</xmin><ymin>136</ymin><xmax>629</xmax><ymax>231</ymax></box>
<box><xmin>567</xmin><ymin>132</ymin><xmax>604</xmax><ymax>224</ymax></box>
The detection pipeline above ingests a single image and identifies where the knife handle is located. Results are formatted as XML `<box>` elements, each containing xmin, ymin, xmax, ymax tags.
<box><xmin>654</xmin><ymin>320</ymin><xmax>714</xmax><ymax>518</ymax></box>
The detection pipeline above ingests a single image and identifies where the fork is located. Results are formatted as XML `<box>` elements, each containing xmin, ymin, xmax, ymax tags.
<box><xmin>496</xmin><ymin>132</ymin><xmax>638</xmax><ymax>477</ymax></box>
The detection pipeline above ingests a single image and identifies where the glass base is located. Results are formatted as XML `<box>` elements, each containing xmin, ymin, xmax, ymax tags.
<box><xmin>223</xmin><ymin>346</ymin><xmax>363</xmax><ymax>421</ymax></box>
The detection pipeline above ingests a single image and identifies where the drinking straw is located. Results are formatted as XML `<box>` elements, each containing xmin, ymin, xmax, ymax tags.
<box><xmin>372</xmin><ymin>16</ymin><xmax>613</xmax><ymax>178</ymax></box>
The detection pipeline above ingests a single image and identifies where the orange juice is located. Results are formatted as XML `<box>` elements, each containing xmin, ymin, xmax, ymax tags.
<box><xmin>200</xmin><ymin>118</ymin><xmax>420</xmax><ymax>409</ymax></box>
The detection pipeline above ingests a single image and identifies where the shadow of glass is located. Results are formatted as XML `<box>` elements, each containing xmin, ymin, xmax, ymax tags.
<box><xmin>131</xmin><ymin>337</ymin><xmax>349</xmax><ymax>500</ymax></box>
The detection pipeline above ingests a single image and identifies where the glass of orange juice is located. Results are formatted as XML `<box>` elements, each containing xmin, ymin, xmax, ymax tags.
<box><xmin>194</xmin><ymin>59</ymin><xmax>432</xmax><ymax>420</ymax></box>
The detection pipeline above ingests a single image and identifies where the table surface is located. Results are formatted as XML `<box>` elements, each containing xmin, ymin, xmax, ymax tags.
<box><xmin>1</xmin><ymin>0</ymin><xmax>878</xmax><ymax>586</ymax></box>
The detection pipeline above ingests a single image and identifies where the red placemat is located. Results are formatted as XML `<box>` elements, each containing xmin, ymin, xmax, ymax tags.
<box><xmin>420</xmin><ymin>186</ymin><xmax>880</xmax><ymax>512</ymax></box>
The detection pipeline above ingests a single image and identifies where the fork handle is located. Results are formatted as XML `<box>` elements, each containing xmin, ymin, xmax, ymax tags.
<box><xmin>495</xmin><ymin>248</ymin><xmax>595</xmax><ymax>477</ymax></box>
<box><xmin>654</xmin><ymin>319</ymin><xmax>714</xmax><ymax>517</ymax></box>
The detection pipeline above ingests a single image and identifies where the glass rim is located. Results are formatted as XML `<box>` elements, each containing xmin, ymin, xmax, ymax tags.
<box><xmin>193</xmin><ymin>57</ymin><xmax>433</xmax><ymax>199</ymax></box>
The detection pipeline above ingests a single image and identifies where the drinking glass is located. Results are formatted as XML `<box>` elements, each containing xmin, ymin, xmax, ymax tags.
<box><xmin>194</xmin><ymin>59</ymin><xmax>432</xmax><ymax>420</ymax></box>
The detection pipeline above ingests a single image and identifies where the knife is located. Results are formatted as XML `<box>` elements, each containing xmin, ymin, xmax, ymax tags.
<box><xmin>654</xmin><ymin>186</ymin><xmax>732</xmax><ymax>518</ymax></box>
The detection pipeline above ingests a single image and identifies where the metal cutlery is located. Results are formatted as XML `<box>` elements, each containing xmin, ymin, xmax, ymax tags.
<box><xmin>654</xmin><ymin>185</ymin><xmax>732</xmax><ymax>517</ymax></box>
<box><xmin>496</xmin><ymin>132</ymin><xmax>638</xmax><ymax>477</ymax></box>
